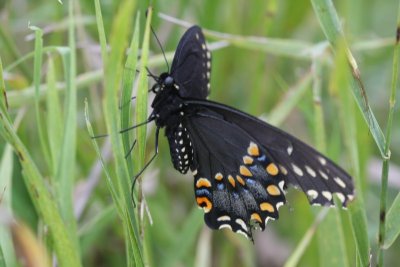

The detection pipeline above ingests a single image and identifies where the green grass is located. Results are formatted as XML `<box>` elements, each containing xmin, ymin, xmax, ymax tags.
<box><xmin>1</xmin><ymin>0</ymin><xmax>400</xmax><ymax>266</ymax></box>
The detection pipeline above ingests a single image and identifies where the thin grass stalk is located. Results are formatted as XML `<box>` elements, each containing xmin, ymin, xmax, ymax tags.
<box><xmin>134</xmin><ymin>7</ymin><xmax>152</xmax><ymax>239</ymax></box>
<box><xmin>31</xmin><ymin>26</ymin><xmax>52</xmax><ymax>169</ymax></box>
<box><xmin>55</xmin><ymin>0</ymin><xmax>79</xmax><ymax>250</ymax></box>
<box><xmin>314</xmin><ymin>55</ymin><xmax>349</xmax><ymax>267</ymax></box>
<box><xmin>376</xmin><ymin>2</ymin><xmax>400</xmax><ymax>265</ymax></box>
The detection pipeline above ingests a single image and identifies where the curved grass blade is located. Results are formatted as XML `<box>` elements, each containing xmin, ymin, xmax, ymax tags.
<box><xmin>284</xmin><ymin>209</ymin><xmax>329</xmax><ymax>267</ymax></box>
<box><xmin>0</xmin><ymin>145</ymin><xmax>17</xmax><ymax>267</ymax></box>
<box><xmin>332</xmin><ymin>38</ymin><xmax>370</xmax><ymax>267</ymax></box>
<box><xmin>94</xmin><ymin>0</ymin><xmax>144</xmax><ymax>265</ymax></box>
<box><xmin>121</xmin><ymin>15</ymin><xmax>140</xmax><ymax>175</ymax></box>
<box><xmin>0</xmin><ymin>64</ymin><xmax>82</xmax><ymax>267</ymax></box>
<box><xmin>158</xmin><ymin>12</ymin><xmax>313</xmax><ymax>60</ymax></box>
<box><xmin>311</xmin><ymin>0</ymin><xmax>385</xmax><ymax>158</ymax></box>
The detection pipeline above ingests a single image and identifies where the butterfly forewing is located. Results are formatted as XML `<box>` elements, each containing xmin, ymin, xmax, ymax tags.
<box><xmin>183</xmin><ymin>100</ymin><xmax>354</xmax><ymax>207</ymax></box>
<box><xmin>171</xmin><ymin>26</ymin><xmax>211</xmax><ymax>99</ymax></box>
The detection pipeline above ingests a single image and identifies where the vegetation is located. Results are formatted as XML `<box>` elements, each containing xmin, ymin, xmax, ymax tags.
<box><xmin>0</xmin><ymin>0</ymin><xmax>399</xmax><ymax>266</ymax></box>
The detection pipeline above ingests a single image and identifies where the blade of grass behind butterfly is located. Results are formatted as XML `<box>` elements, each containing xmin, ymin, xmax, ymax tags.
<box><xmin>0</xmin><ymin>23</ymin><xmax>32</xmax><ymax>80</ymax></box>
<box><xmin>121</xmin><ymin>14</ymin><xmax>140</xmax><ymax>175</ymax></box>
<box><xmin>134</xmin><ymin>7</ymin><xmax>152</xmax><ymax>228</ymax></box>
<box><xmin>0</xmin><ymin>145</ymin><xmax>17</xmax><ymax>267</ymax></box>
<box><xmin>78</xmin><ymin>204</ymin><xmax>117</xmax><ymax>255</ymax></box>
<box><xmin>0</xmin><ymin>60</ymin><xmax>82</xmax><ymax>267</ymax></box>
<box><xmin>379</xmin><ymin>0</ymin><xmax>400</xmax><ymax>257</ymax></box>
<box><xmin>0</xmin><ymin>58</ymin><xmax>8</xmax><ymax>120</ymax></box>
<box><xmin>332</xmin><ymin>39</ymin><xmax>370</xmax><ymax>267</ymax></box>
<box><xmin>0</xmin><ymin>246</ymin><xmax>4</xmax><ymax>267</ymax></box>
<box><xmin>311</xmin><ymin>0</ymin><xmax>386</xmax><ymax>157</ymax></box>
<box><xmin>54</xmin><ymin>0</ymin><xmax>79</xmax><ymax>249</ymax></box>
<box><xmin>45</xmin><ymin>56</ymin><xmax>63</xmax><ymax>177</ymax></box>
<box><xmin>384</xmin><ymin>193</ymin><xmax>400</xmax><ymax>249</ymax></box>
<box><xmin>158</xmin><ymin>12</ymin><xmax>313</xmax><ymax>60</ymax></box>
<box><xmin>314</xmin><ymin>53</ymin><xmax>349</xmax><ymax>267</ymax></box>
<box><xmin>268</xmin><ymin>71</ymin><xmax>313</xmax><ymax>126</ymax></box>
<box><xmin>161</xmin><ymin>208</ymin><xmax>204</xmax><ymax>267</ymax></box>
<box><xmin>30</xmin><ymin>26</ymin><xmax>52</xmax><ymax>172</ymax></box>
<box><xmin>0</xmin><ymin>59</ymin><xmax>16</xmax><ymax>267</ymax></box>
<box><xmin>84</xmin><ymin>100</ymin><xmax>122</xmax><ymax>213</ymax></box>
<box><xmin>284</xmin><ymin>208</ymin><xmax>329</xmax><ymax>267</ymax></box>
<box><xmin>95</xmin><ymin>0</ymin><xmax>144</xmax><ymax>266</ymax></box>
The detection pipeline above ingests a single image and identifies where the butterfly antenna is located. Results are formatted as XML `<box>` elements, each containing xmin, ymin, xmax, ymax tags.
<box><xmin>146</xmin><ymin>67</ymin><xmax>158</xmax><ymax>80</ymax></box>
<box><xmin>151</xmin><ymin>25</ymin><xmax>170</xmax><ymax>73</ymax></box>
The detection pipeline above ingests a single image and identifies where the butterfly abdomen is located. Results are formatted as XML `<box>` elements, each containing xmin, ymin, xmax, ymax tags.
<box><xmin>166</xmin><ymin>123</ymin><xmax>194</xmax><ymax>174</ymax></box>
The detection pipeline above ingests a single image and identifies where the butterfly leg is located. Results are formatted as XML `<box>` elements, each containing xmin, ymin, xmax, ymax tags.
<box><xmin>130</xmin><ymin>126</ymin><xmax>160</xmax><ymax>204</ymax></box>
<box><xmin>119</xmin><ymin>87</ymin><xmax>153</xmax><ymax>110</ymax></box>
<box><xmin>120</xmin><ymin>115</ymin><xmax>155</xmax><ymax>134</ymax></box>
<box><xmin>124</xmin><ymin>139</ymin><xmax>137</xmax><ymax>159</ymax></box>
<box><xmin>91</xmin><ymin>114</ymin><xmax>154</xmax><ymax>140</ymax></box>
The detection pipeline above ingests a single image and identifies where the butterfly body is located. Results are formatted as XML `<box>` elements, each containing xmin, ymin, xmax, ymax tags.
<box><xmin>148</xmin><ymin>26</ymin><xmax>354</xmax><ymax>239</ymax></box>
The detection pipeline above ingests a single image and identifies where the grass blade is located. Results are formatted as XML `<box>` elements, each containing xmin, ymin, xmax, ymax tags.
<box><xmin>121</xmin><ymin>14</ymin><xmax>140</xmax><ymax>175</ymax></box>
<box><xmin>0</xmin><ymin>61</ymin><xmax>82</xmax><ymax>267</ymax></box>
<box><xmin>54</xmin><ymin>0</ymin><xmax>79</xmax><ymax>249</ymax></box>
<box><xmin>45</xmin><ymin>56</ymin><xmax>63</xmax><ymax>176</ymax></box>
<box><xmin>284</xmin><ymin>209</ymin><xmax>328</xmax><ymax>267</ymax></box>
<box><xmin>30</xmin><ymin>26</ymin><xmax>52</xmax><ymax>170</ymax></box>
<box><xmin>0</xmin><ymin>145</ymin><xmax>17</xmax><ymax>267</ymax></box>
<box><xmin>268</xmin><ymin>71</ymin><xmax>312</xmax><ymax>126</ymax></box>
<box><xmin>333</xmin><ymin>39</ymin><xmax>370</xmax><ymax>267</ymax></box>
<box><xmin>84</xmin><ymin>100</ymin><xmax>122</xmax><ymax>214</ymax></box>
<box><xmin>134</xmin><ymin>7</ymin><xmax>152</xmax><ymax>232</ymax></box>
<box><xmin>311</xmin><ymin>55</ymin><xmax>349</xmax><ymax>267</ymax></box>
<box><xmin>94</xmin><ymin>0</ymin><xmax>144</xmax><ymax>266</ymax></box>
<box><xmin>384</xmin><ymin>193</ymin><xmax>400</xmax><ymax>249</ymax></box>
<box><xmin>158</xmin><ymin>12</ymin><xmax>313</xmax><ymax>59</ymax></box>
<box><xmin>377</xmin><ymin>2</ymin><xmax>400</xmax><ymax>264</ymax></box>
<box><xmin>311</xmin><ymin>0</ymin><xmax>386</xmax><ymax>157</ymax></box>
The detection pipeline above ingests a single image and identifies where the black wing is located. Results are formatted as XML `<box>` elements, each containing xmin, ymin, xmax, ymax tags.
<box><xmin>184</xmin><ymin>100</ymin><xmax>354</xmax><ymax>236</ymax></box>
<box><xmin>171</xmin><ymin>26</ymin><xmax>211</xmax><ymax>99</ymax></box>
<box><xmin>186</xmin><ymin>100</ymin><xmax>354</xmax><ymax>205</ymax></box>
<box><xmin>185</xmin><ymin>108</ymin><xmax>286</xmax><ymax>239</ymax></box>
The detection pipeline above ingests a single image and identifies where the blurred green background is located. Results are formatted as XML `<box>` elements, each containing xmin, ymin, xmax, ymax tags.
<box><xmin>0</xmin><ymin>0</ymin><xmax>400</xmax><ymax>266</ymax></box>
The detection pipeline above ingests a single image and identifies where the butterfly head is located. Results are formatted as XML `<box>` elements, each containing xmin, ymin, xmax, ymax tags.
<box><xmin>151</xmin><ymin>72</ymin><xmax>179</xmax><ymax>94</ymax></box>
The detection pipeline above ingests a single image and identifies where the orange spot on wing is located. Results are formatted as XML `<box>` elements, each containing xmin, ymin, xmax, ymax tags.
<box><xmin>267</xmin><ymin>185</ymin><xmax>281</xmax><ymax>196</ymax></box>
<box><xmin>196</xmin><ymin>197</ymin><xmax>212</xmax><ymax>213</ymax></box>
<box><xmin>251</xmin><ymin>213</ymin><xmax>262</xmax><ymax>223</ymax></box>
<box><xmin>236</xmin><ymin>175</ymin><xmax>245</xmax><ymax>186</ymax></box>
<box><xmin>266</xmin><ymin>163</ymin><xmax>279</xmax><ymax>176</ymax></box>
<box><xmin>247</xmin><ymin>142</ymin><xmax>260</xmax><ymax>156</ymax></box>
<box><xmin>196</xmin><ymin>178</ymin><xmax>212</xmax><ymax>188</ymax></box>
<box><xmin>243</xmin><ymin>156</ymin><xmax>253</xmax><ymax>165</ymax></box>
<box><xmin>260</xmin><ymin>202</ymin><xmax>275</xmax><ymax>213</ymax></box>
<box><xmin>240</xmin><ymin>166</ymin><xmax>252</xmax><ymax>177</ymax></box>
<box><xmin>228</xmin><ymin>175</ymin><xmax>236</xmax><ymax>187</ymax></box>
<box><xmin>215</xmin><ymin>173</ymin><xmax>223</xmax><ymax>181</ymax></box>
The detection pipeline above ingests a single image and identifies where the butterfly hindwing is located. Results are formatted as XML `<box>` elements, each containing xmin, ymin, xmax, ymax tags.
<box><xmin>183</xmin><ymin>100</ymin><xmax>354</xmax><ymax>207</ymax></box>
<box><xmin>186</xmin><ymin>108</ymin><xmax>286</xmax><ymax>239</ymax></box>
<box><xmin>170</xmin><ymin>26</ymin><xmax>211</xmax><ymax>99</ymax></box>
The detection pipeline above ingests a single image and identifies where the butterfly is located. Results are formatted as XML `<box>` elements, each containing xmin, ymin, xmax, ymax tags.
<box><xmin>145</xmin><ymin>25</ymin><xmax>354</xmax><ymax>240</ymax></box>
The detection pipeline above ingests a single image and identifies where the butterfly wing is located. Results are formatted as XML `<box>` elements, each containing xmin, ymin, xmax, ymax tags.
<box><xmin>170</xmin><ymin>26</ymin><xmax>211</xmax><ymax>99</ymax></box>
<box><xmin>185</xmin><ymin>108</ymin><xmax>287</xmax><ymax>239</ymax></box>
<box><xmin>184</xmin><ymin>100</ymin><xmax>354</xmax><ymax>207</ymax></box>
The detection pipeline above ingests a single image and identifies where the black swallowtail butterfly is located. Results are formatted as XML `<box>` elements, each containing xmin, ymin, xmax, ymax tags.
<box><xmin>145</xmin><ymin>25</ymin><xmax>354</xmax><ymax>240</ymax></box>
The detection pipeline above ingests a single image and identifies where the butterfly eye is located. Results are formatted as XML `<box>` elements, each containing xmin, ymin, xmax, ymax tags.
<box><xmin>164</xmin><ymin>76</ymin><xmax>174</xmax><ymax>87</ymax></box>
